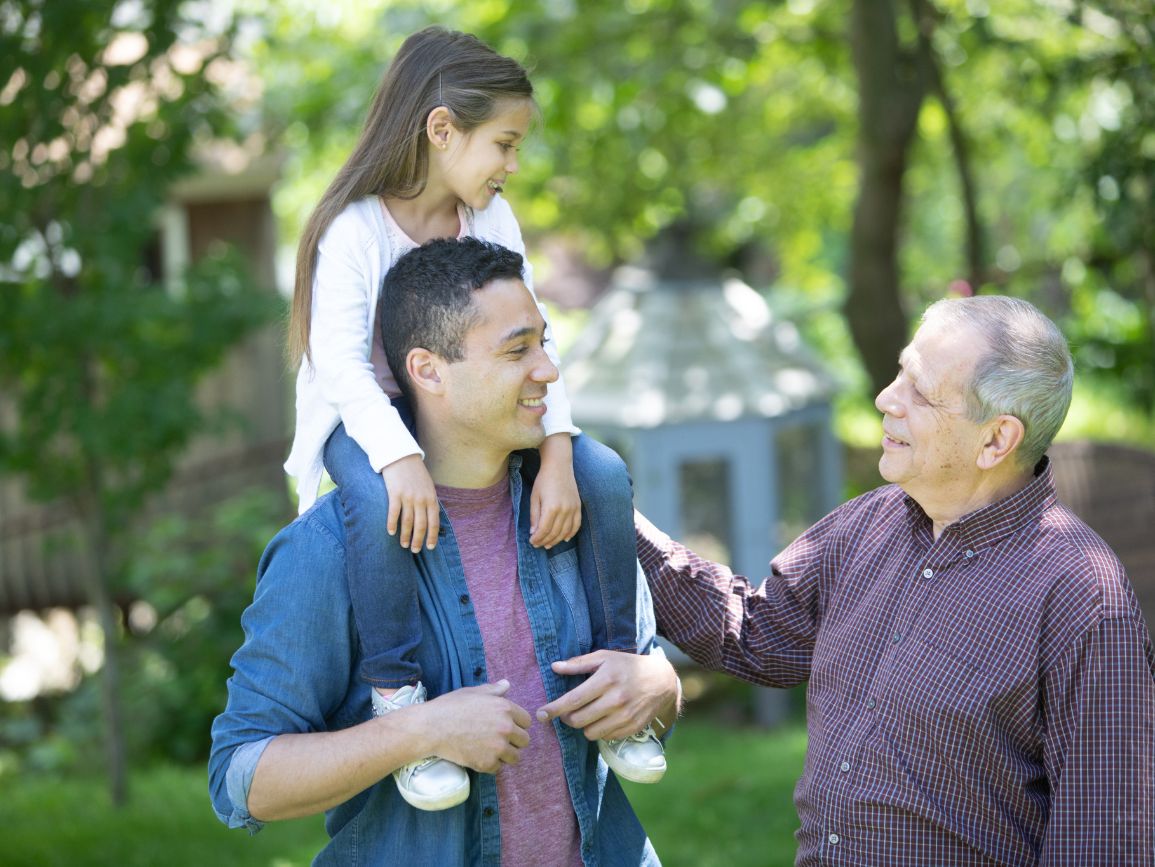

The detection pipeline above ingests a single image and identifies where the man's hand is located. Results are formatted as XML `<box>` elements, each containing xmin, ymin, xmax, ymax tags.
<box><xmin>248</xmin><ymin>680</ymin><xmax>532</xmax><ymax>822</ymax></box>
<box><xmin>424</xmin><ymin>681</ymin><xmax>533</xmax><ymax>773</ymax></box>
<box><xmin>535</xmin><ymin>650</ymin><xmax>680</xmax><ymax>742</ymax></box>
<box><xmin>381</xmin><ymin>454</ymin><xmax>440</xmax><ymax>553</ymax></box>
<box><xmin>530</xmin><ymin>433</ymin><xmax>581</xmax><ymax>548</ymax></box>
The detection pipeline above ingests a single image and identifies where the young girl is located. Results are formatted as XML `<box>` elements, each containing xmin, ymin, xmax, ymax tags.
<box><xmin>284</xmin><ymin>27</ymin><xmax>666</xmax><ymax>811</ymax></box>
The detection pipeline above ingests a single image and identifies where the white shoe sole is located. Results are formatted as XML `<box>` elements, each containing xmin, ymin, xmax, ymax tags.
<box><xmin>396</xmin><ymin>774</ymin><xmax>470</xmax><ymax>811</ymax></box>
<box><xmin>598</xmin><ymin>742</ymin><xmax>667</xmax><ymax>784</ymax></box>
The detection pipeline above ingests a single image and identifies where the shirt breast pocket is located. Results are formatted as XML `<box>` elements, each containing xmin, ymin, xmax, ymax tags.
<box><xmin>547</xmin><ymin>542</ymin><xmax>592</xmax><ymax>655</ymax></box>
<box><xmin>884</xmin><ymin>635</ymin><xmax>990</xmax><ymax>753</ymax></box>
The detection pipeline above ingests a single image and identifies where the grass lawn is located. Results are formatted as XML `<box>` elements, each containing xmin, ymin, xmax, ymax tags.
<box><xmin>0</xmin><ymin>718</ymin><xmax>805</xmax><ymax>866</ymax></box>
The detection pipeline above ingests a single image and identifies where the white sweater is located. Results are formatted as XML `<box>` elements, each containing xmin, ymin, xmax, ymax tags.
<box><xmin>285</xmin><ymin>194</ymin><xmax>577</xmax><ymax>512</ymax></box>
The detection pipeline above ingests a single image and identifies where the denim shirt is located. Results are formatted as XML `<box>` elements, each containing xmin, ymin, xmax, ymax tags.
<box><xmin>209</xmin><ymin>456</ymin><xmax>661</xmax><ymax>867</ymax></box>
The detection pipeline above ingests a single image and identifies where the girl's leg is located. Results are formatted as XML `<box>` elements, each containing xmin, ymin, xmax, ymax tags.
<box><xmin>569</xmin><ymin>434</ymin><xmax>639</xmax><ymax>653</ymax></box>
<box><xmin>526</xmin><ymin>436</ymin><xmax>666</xmax><ymax>783</ymax></box>
<box><xmin>324</xmin><ymin>422</ymin><xmax>421</xmax><ymax>689</ymax></box>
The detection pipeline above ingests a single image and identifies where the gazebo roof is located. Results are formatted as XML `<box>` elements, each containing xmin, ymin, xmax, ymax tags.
<box><xmin>561</xmin><ymin>266</ymin><xmax>836</xmax><ymax>429</ymax></box>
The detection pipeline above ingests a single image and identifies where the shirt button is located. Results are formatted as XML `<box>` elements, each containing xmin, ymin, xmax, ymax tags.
<box><xmin>965</xmin><ymin>549</ymin><xmax>974</xmax><ymax>558</ymax></box>
<box><xmin>459</xmin><ymin>593</ymin><xmax>470</xmax><ymax>605</ymax></box>
<box><xmin>866</xmin><ymin>698</ymin><xmax>876</xmax><ymax>709</ymax></box>
<box><xmin>483</xmin><ymin>806</ymin><xmax>494</xmax><ymax>818</ymax></box>
<box><xmin>922</xmin><ymin>568</ymin><xmax>933</xmax><ymax>579</ymax></box>
<box><xmin>473</xmin><ymin>666</ymin><xmax>483</xmax><ymax>678</ymax></box>
<box><xmin>892</xmin><ymin>631</ymin><xmax>903</xmax><ymax>643</ymax></box>
<box><xmin>828</xmin><ymin>833</ymin><xmax>840</xmax><ymax>845</ymax></box>
<box><xmin>840</xmin><ymin>761</ymin><xmax>850</xmax><ymax>772</ymax></box>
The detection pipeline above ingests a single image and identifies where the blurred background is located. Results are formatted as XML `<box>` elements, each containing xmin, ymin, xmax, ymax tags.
<box><xmin>1</xmin><ymin>0</ymin><xmax>1153</xmax><ymax>864</ymax></box>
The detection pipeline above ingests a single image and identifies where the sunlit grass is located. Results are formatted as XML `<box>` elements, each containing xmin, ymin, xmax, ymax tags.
<box><xmin>0</xmin><ymin>717</ymin><xmax>804</xmax><ymax>866</ymax></box>
<box><xmin>0</xmin><ymin>764</ymin><xmax>324</xmax><ymax>867</ymax></box>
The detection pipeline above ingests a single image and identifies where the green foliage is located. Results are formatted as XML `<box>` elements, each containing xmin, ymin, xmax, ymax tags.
<box><xmin>13</xmin><ymin>488</ymin><xmax>292</xmax><ymax>773</ymax></box>
<box><xmin>0</xmin><ymin>0</ymin><xmax>276</xmax><ymax>520</ymax></box>
<box><xmin>250</xmin><ymin>0</ymin><xmax>1154</xmax><ymax>429</ymax></box>
<box><xmin>118</xmin><ymin>488</ymin><xmax>293</xmax><ymax>765</ymax></box>
<box><xmin>0</xmin><ymin>250</ymin><xmax>274</xmax><ymax>514</ymax></box>
<box><xmin>0</xmin><ymin>0</ymin><xmax>279</xmax><ymax>801</ymax></box>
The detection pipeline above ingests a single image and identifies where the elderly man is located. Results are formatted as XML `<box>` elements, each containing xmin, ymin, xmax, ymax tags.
<box><xmin>210</xmin><ymin>237</ymin><xmax>679</xmax><ymax>866</ymax></box>
<box><xmin>637</xmin><ymin>295</ymin><xmax>1155</xmax><ymax>865</ymax></box>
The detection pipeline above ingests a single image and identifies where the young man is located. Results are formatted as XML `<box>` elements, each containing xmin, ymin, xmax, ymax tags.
<box><xmin>638</xmin><ymin>295</ymin><xmax>1155</xmax><ymax>865</ymax></box>
<box><xmin>210</xmin><ymin>238</ymin><xmax>679</xmax><ymax>866</ymax></box>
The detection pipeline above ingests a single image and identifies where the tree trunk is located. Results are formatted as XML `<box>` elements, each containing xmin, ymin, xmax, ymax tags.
<box><xmin>846</xmin><ymin>0</ymin><xmax>930</xmax><ymax>397</ymax></box>
<box><xmin>76</xmin><ymin>495</ymin><xmax>129</xmax><ymax>806</ymax></box>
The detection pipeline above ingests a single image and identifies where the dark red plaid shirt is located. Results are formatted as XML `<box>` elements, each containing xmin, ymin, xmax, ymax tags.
<box><xmin>637</xmin><ymin>459</ymin><xmax>1155</xmax><ymax>866</ymax></box>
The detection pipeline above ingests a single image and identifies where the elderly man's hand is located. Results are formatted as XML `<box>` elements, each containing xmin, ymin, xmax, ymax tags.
<box><xmin>535</xmin><ymin>650</ymin><xmax>680</xmax><ymax>742</ymax></box>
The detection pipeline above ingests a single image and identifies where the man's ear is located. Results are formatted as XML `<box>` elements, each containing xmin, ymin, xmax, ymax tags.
<box><xmin>977</xmin><ymin>414</ymin><xmax>1025</xmax><ymax>470</ymax></box>
<box><xmin>426</xmin><ymin>106</ymin><xmax>455</xmax><ymax>151</ymax></box>
<box><xmin>406</xmin><ymin>348</ymin><xmax>445</xmax><ymax>396</ymax></box>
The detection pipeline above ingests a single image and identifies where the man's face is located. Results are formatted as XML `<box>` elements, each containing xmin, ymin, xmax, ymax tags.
<box><xmin>874</xmin><ymin>320</ymin><xmax>990</xmax><ymax>502</ymax></box>
<box><xmin>440</xmin><ymin>277</ymin><xmax>558</xmax><ymax>457</ymax></box>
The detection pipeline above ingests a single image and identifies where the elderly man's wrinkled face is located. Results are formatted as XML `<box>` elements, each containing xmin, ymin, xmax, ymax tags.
<box><xmin>874</xmin><ymin>320</ymin><xmax>990</xmax><ymax>502</ymax></box>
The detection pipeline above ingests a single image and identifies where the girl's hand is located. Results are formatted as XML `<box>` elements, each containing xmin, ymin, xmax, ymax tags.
<box><xmin>530</xmin><ymin>436</ymin><xmax>582</xmax><ymax>548</ymax></box>
<box><xmin>382</xmin><ymin>455</ymin><xmax>440</xmax><ymax>552</ymax></box>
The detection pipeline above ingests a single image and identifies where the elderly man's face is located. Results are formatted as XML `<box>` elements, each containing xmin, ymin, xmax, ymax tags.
<box><xmin>874</xmin><ymin>319</ymin><xmax>990</xmax><ymax>501</ymax></box>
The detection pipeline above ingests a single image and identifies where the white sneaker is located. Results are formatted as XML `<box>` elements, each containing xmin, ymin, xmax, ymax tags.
<box><xmin>372</xmin><ymin>682</ymin><xmax>470</xmax><ymax>811</ymax></box>
<box><xmin>598</xmin><ymin>724</ymin><xmax>667</xmax><ymax>784</ymax></box>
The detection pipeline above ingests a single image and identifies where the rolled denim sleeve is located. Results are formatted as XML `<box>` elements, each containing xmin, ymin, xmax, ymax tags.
<box><xmin>208</xmin><ymin>508</ymin><xmax>359</xmax><ymax>832</ymax></box>
<box><xmin>216</xmin><ymin>737</ymin><xmax>274</xmax><ymax>832</ymax></box>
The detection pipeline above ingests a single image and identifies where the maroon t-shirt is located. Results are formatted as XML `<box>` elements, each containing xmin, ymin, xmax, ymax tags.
<box><xmin>439</xmin><ymin>479</ymin><xmax>582</xmax><ymax>867</ymax></box>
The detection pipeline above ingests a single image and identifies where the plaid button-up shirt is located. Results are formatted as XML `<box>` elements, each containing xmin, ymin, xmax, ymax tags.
<box><xmin>637</xmin><ymin>459</ymin><xmax>1155</xmax><ymax>866</ymax></box>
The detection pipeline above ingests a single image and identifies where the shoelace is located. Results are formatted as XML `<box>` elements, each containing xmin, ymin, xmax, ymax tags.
<box><xmin>610</xmin><ymin>727</ymin><xmax>655</xmax><ymax>745</ymax></box>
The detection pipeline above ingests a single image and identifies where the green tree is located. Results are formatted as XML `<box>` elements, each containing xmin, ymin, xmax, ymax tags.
<box><xmin>0</xmin><ymin>0</ymin><xmax>274</xmax><ymax>803</ymax></box>
<box><xmin>254</xmin><ymin>0</ymin><xmax>1153</xmax><ymax>422</ymax></box>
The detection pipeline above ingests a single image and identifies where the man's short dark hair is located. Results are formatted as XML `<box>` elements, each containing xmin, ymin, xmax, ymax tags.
<box><xmin>380</xmin><ymin>237</ymin><xmax>525</xmax><ymax>403</ymax></box>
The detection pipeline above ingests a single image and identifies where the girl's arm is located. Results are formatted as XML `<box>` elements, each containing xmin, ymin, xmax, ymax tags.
<box><xmin>309</xmin><ymin>213</ymin><xmax>439</xmax><ymax>549</ymax></box>
<box><xmin>530</xmin><ymin>432</ymin><xmax>581</xmax><ymax>547</ymax></box>
<box><xmin>308</xmin><ymin>220</ymin><xmax>421</xmax><ymax>474</ymax></box>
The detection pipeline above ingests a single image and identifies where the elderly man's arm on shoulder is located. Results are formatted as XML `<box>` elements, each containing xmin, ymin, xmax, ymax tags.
<box><xmin>1039</xmin><ymin>608</ymin><xmax>1155</xmax><ymax>865</ymax></box>
<box><xmin>634</xmin><ymin>507</ymin><xmax>836</xmax><ymax>687</ymax></box>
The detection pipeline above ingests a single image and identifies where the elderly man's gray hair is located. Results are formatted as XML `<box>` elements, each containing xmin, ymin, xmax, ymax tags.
<box><xmin>922</xmin><ymin>295</ymin><xmax>1074</xmax><ymax>468</ymax></box>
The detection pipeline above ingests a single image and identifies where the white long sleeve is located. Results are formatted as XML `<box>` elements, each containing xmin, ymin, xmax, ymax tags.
<box><xmin>284</xmin><ymin>195</ymin><xmax>578</xmax><ymax>513</ymax></box>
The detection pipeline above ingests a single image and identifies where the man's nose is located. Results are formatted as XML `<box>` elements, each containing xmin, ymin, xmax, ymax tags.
<box><xmin>532</xmin><ymin>350</ymin><xmax>558</xmax><ymax>384</ymax></box>
<box><xmin>875</xmin><ymin>381</ymin><xmax>902</xmax><ymax>416</ymax></box>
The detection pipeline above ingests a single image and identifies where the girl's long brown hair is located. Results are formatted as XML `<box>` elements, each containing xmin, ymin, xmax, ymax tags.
<box><xmin>287</xmin><ymin>26</ymin><xmax>534</xmax><ymax>368</ymax></box>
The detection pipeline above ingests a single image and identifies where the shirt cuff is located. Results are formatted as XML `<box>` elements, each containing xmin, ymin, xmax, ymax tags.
<box><xmin>221</xmin><ymin>736</ymin><xmax>275</xmax><ymax>834</ymax></box>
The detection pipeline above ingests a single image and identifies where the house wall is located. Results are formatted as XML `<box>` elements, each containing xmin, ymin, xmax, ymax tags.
<box><xmin>0</xmin><ymin>193</ymin><xmax>291</xmax><ymax>617</ymax></box>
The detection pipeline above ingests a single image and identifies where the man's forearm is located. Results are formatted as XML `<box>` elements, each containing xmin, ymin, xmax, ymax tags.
<box><xmin>248</xmin><ymin>714</ymin><xmax>426</xmax><ymax>821</ymax></box>
<box><xmin>244</xmin><ymin>682</ymin><xmax>531</xmax><ymax>822</ymax></box>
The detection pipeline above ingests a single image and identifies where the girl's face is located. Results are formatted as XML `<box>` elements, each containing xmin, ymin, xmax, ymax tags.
<box><xmin>438</xmin><ymin>98</ymin><xmax>533</xmax><ymax>211</ymax></box>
